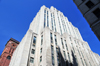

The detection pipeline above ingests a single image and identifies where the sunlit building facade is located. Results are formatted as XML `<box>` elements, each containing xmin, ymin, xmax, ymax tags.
<box><xmin>73</xmin><ymin>0</ymin><xmax>100</xmax><ymax>41</ymax></box>
<box><xmin>9</xmin><ymin>5</ymin><xmax>100</xmax><ymax>66</ymax></box>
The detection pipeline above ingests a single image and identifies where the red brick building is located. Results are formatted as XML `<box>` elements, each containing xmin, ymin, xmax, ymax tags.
<box><xmin>0</xmin><ymin>38</ymin><xmax>19</xmax><ymax>66</ymax></box>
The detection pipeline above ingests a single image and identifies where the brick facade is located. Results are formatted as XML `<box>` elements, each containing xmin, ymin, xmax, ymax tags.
<box><xmin>0</xmin><ymin>38</ymin><xmax>19</xmax><ymax>66</ymax></box>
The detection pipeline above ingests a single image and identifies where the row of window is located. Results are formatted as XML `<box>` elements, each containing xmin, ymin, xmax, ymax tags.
<box><xmin>30</xmin><ymin>36</ymin><xmax>43</xmax><ymax>64</ymax></box>
<box><xmin>51</xmin><ymin>45</ymin><xmax>55</xmax><ymax>66</ymax></box>
<box><xmin>40</xmin><ymin>35</ymin><xmax>43</xmax><ymax>64</ymax></box>
<box><xmin>30</xmin><ymin>36</ymin><xmax>37</xmax><ymax>63</ymax></box>
<box><xmin>57</xmin><ymin>12</ymin><xmax>73</xmax><ymax>35</ymax></box>
<box><xmin>50</xmin><ymin>32</ymin><xmax>72</xmax><ymax>66</ymax></box>
<box><xmin>85</xmin><ymin>1</ymin><xmax>100</xmax><ymax>18</ymax></box>
<box><xmin>57</xmin><ymin>15</ymin><xmax>62</xmax><ymax>35</ymax></box>
<box><xmin>44</xmin><ymin>9</ymin><xmax>79</xmax><ymax>37</ymax></box>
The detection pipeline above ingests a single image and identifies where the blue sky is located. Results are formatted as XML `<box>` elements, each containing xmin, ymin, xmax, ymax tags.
<box><xmin>0</xmin><ymin>0</ymin><xmax>100</xmax><ymax>56</ymax></box>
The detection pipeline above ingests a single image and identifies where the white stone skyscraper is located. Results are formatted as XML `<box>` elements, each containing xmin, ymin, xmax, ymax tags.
<box><xmin>9</xmin><ymin>5</ymin><xmax>100</xmax><ymax>66</ymax></box>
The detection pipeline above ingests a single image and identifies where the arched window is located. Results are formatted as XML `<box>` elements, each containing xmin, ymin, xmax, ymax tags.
<box><xmin>7</xmin><ymin>56</ymin><xmax>11</xmax><ymax>60</ymax></box>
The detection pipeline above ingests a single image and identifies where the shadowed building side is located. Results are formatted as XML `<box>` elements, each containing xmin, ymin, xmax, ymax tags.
<box><xmin>73</xmin><ymin>0</ymin><xmax>100</xmax><ymax>41</ymax></box>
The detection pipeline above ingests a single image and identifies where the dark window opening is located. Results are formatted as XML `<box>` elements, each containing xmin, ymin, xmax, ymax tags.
<box><xmin>33</xmin><ymin>36</ymin><xmax>36</xmax><ymax>44</ymax></box>
<box><xmin>7</xmin><ymin>56</ymin><xmax>11</xmax><ymax>60</ymax></box>
<box><xmin>82</xmin><ymin>0</ymin><xmax>85</xmax><ymax>2</ymax></box>
<box><xmin>31</xmin><ymin>49</ymin><xmax>35</xmax><ymax>54</ymax></box>
<box><xmin>30</xmin><ymin>57</ymin><xmax>34</xmax><ymax>63</ymax></box>
<box><xmin>50</xmin><ymin>33</ymin><xmax>53</xmax><ymax>43</ymax></box>
<box><xmin>86</xmin><ymin>1</ymin><xmax>94</xmax><ymax>8</ymax></box>
<box><xmin>93</xmin><ymin>8</ymin><xmax>100</xmax><ymax>18</ymax></box>
<box><xmin>41</xmin><ymin>35</ymin><xmax>43</xmax><ymax>45</ymax></box>
<box><xmin>40</xmin><ymin>56</ymin><xmax>42</xmax><ymax>62</ymax></box>
<box><xmin>40</xmin><ymin>48</ymin><xmax>42</xmax><ymax>53</ymax></box>
<box><xmin>33</xmin><ymin>36</ymin><xmax>36</xmax><ymax>47</ymax></box>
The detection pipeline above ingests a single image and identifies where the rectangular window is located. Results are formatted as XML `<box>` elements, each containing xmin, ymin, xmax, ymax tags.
<box><xmin>51</xmin><ymin>46</ymin><xmax>54</xmax><ymax>54</ymax></box>
<box><xmin>53</xmin><ymin>14</ymin><xmax>56</xmax><ymax>32</ymax></box>
<box><xmin>44</xmin><ymin>9</ymin><xmax>46</xmax><ymax>13</ymax></box>
<box><xmin>56</xmin><ymin>48</ymin><xmax>60</xmax><ymax>64</ymax></box>
<box><xmin>31</xmin><ymin>49</ymin><xmax>35</xmax><ymax>54</ymax></box>
<box><xmin>47</xmin><ymin>11</ymin><xmax>49</xmax><ymax>27</ymax></box>
<box><xmin>65</xmin><ymin>40</ymin><xmax>68</xmax><ymax>51</ymax></box>
<box><xmin>63</xmin><ymin>51</ymin><xmax>66</xmax><ymax>60</ymax></box>
<box><xmin>69</xmin><ymin>37</ymin><xmax>71</xmax><ymax>41</ymax></box>
<box><xmin>51</xmin><ymin>45</ymin><xmax>55</xmax><ymax>66</ymax></box>
<box><xmin>50</xmin><ymin>33</ymin><xmax>53</xmax><ymax>43</ymax></box>
<box><xmin>61</xmin><ymin>38</ymin><xmax>64</xmax><ymax>49</ymax></box>
<box><xmin>58</xmin><ymin>17</ymin><xmax>62</xmax><ymax>34</ymax></box>
<box><xmin>62</xmin><ymin>20</ymin><xmax>65</xmax><ymax>33</ymax></box>
<box><xmin>44</xmin><ymin>14</ymin><xmax>46</xmax><ymax>28</ymax></box>
<box><xmin>40</xmin><ymin>56</ymin><xmax>42</xmax><ymax>62</ymax></box>
<box><xmin>54</xmin><ymin>35</ymin><xmax>57</xmax><ymax>45</ymax></box>
<box><xmin>41</xmin><ymin>35</ymin><xmax>43</xmax><ymax>45</ymax></box>
<box><xmin>86</xmin><ymin>1</ymin><xmax>94</xmax><ymax>8</ymax></box>
<box><xmin>54</xmin><ymin>19</ymin><xmax>56</xmax><ymax>32</ymax></box>
<box><xmin>30</xmin><ymin>57</ymin><xmax>34</xmax><ymax>63</ymax></box>
<box><xmin>40</xmin><ymin>48</ymin><xmax>42</xmax><ymax>53</ymax></box>
<box><xmin>56</xmin><ymin>48</ymin><xmax>59</xmax><ymax>57</ymax></box>
<box><xmin>93</xmin><ymin>8</ymin><xmax>100</xmax><ymax>18</ymax></box>
<box><xmin>51</xmin><ymin>18</ymin><xmax>54</xmax><ymax>30</ymax></box>
<box><xmin>77</xmin><ymin>48</ymin><xmax>81</xmax><ymax>56</ymax></box>
<box><xmin>68</xmin><ymin>53</ymin><xmax>71</xmax><ymax>63</ymax></box>
<box><xmin>33</xmin><ymin>36</ymin><xmax>36</xmax><ymax>47</ymax></box>
<box><xmin>71</xmin><ymin>43</ymin><xmax>75</xmax><ymax>53</ymax></box>
<box><xmin>52</xmin><ymin>56</ymin><xmax>55</xmax><ymax>66</ymax></box>
<box><xmin>81</xmin><ymin>58</ymin><xmax>84</xmax><ymax>66</ymax></box>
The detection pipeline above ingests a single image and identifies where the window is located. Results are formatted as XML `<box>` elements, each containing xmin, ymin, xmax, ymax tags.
<box><xmin>51</xmin><ymin>45</ymin><xmax>55</xmax><ymax>66</ymax></box>
<box><xmin>40</xmin><ymin>56</ymin><xmax>42</xmax><ymax>62</ymax></box>
<box><xmin>93</xmin><ymin>8</ymin><xmax>100</xmax><ymax>18</ymax></box>
<box><xmin>86</xmin><ymin>1</ymin><xmax>94</xmax><ymax>8</ymax></box>
<box><xmin>53</xmin><ymin>14</ymin><xmax>56</xmax><ymax>32</ymax></box>
<box><xmin>61</xmin><ymin>38</ymin><xmax>64</xmax><ymax>49</ymax></box>
<box><xmin>30</xmin><ymin>57</ymin><xmax>34</xmax><ymax>63</ymax></box>
<box><xmin>54</xmin><ymin>19</ymin><xmax>57</xmax><ymax>32</ymax></box>
<box><xmin>31</xmin><ymin>49</ymin><xmax>35</xmax><ymax>54</ymax></box>
<box><xmin>7</xmin><ymin>56</ymin><xmax>11</xmax><ymax>60</ymax></box>
<box><xmin>51</xmin><ymin>46</ymin><xmax>54</xmax><ymax>54</ymax></box>
<box><xmin>52</xmin><ymin>56</ymin><xmax>55</xmax><ymax>66</ymax></box>
<box><xmin>33</xmin><ymin>36</ymin><xmax>36</xmax><ymax>47</ymax></box>
<box><xmin>63</xmin><ymin>51</ymin><xmax>66</xmax><ymax>60</ymax></box>
<box><xmin>68</xmin><ymin>53</ymin><xmax>71</xmax><ymax>62</ymax></box>
<box><xmin>56</xmin><ymin>48</ymin><xmax>59</xmax><ymax>57</ymax></box>
<box><xmin>54</xmin><ymin>35</ymin><xmax>57</xmax><ymax>45</ymax></box>
<box><xmin>47</xmin><ymin>11</ymin><xmax>49</xmax><ymax>27</ymax></box>
<box><xmin>71</xmin><ymin>43</ymin><xmax>75</xmax><ymax>53</ymax></box>
<box><xmin>56</xmin><ymin>48</ymin><xmax>60</xmax><ymax>64</ymax></box>
<box><xmin>69</xmin><ymin>37</ymin><xmax>71</xmax><ymax>41</ymax></box>
<box><xmin>51</xmin><ymin>13</ymin><xmax>54</xmax><ymax>30</ymax></box>
<box><xmin>58</xmin><ymin>16</ymin><xmax>62</xmax><ymax>34</ymax></box>
<box><xmin>40</xmin><ymin>48</ymin><xmax>42</xmax><ymax>53</ymax></box>
<box><xmin>41</xmin><ymin>35</ymin><xmax>43</xmax><ymax>45</ymax></box>
<box><xmin>44</xmin><ymin>14</ymin><xmax>46</xmax><ymax>28</ymax></box>
<box><xmin>44</xmin><ymin>9</ymin><xmax>46</xmax><ymax>13</ymax></box>
<box><xmin>65</xmin><ymin>40</ymin><xmax>68</xmax><ymax>51</ymax></box>
<box><xmin>50</xmin><ymin>33</ymin><xmax>53</xmax><ymax>43</ymax></box>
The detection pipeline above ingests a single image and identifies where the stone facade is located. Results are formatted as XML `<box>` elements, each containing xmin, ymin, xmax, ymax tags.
<box><xmin>73</xmin><ymin>0</ymin><xmax>100</xmax><ymax>41</ymax></box>
<box><xmin>0</xmin><ymin>38</ymin><xmax>19</xmax><ymax>66</ymax></box>
<box><xmin>9</xmin><ymin>5</ymin><xmax>100</xmax><ymax>66</ymax></box>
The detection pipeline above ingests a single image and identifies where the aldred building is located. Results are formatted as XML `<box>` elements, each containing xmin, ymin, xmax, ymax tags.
<box><xmin>0</xmin><ymin>38</ymin><xmax>19</xmax><ymax>66</ymax></box>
